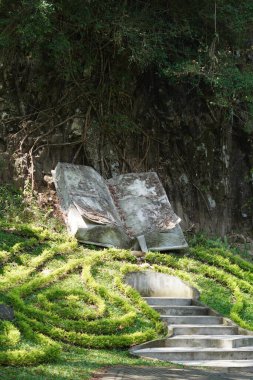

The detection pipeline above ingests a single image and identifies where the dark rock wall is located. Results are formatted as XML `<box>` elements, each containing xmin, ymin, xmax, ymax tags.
<box><xmin>0</xmin><ymin>70</ymin><xmax>252</xmax><ymax>237</ymax></box>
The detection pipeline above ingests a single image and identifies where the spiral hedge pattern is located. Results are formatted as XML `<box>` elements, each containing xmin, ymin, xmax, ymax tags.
<box><xmin>0</xmin><ymin>223</ymin><xmax>164</xmax><ymax>366</ymax></box>
<box><xmin>1</xmin><ymin>223</ymin><xmax>253</xmax><ymax>366</ymax></box>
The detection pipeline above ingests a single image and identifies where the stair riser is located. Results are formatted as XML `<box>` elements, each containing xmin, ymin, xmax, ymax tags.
<box><xmin>233</xmin><ymin>338</ymin><xmax>253</xmax><ymax>348</ymax></box>
<box><xmin>144</xmin><ymin>298</ymin><xmax>192</xmax><ymax>306</ymax></box>
<box><xmin>171</xmin><ymin>327</ymin><xmax>238</xmax><ymax>335</ymax></box>
<box><xmin>137</xmin><ymin>351</ymin><xmax>253</xmax><ymax>361</ymax></box>
<box><xmin>162</xmin><ymin>316</ymin><xmax>222</xmax><ymax>325</ymax></box>
<box><xmin>165</xmin><ymin>338</ymin><xmax>253</xmax><ymax>348</ymax></box>
<box><xmin>133</xmin><ymin>297</ymin><xmax>253</xmax><ymax>367</ymax></box>
<box><xmin>153</xmin><ymin>307</ymin><xmax>208</xmax><ymax>316</ymax></box>
<box><xmin>164</xmin><ymin>339</ymin><xmax>233</xmax><ymax>348</ymax></box>
<box><xmin>171</xmin><ymin>361</ymin><xmax>253</xmax><ymax>368</ymax></box>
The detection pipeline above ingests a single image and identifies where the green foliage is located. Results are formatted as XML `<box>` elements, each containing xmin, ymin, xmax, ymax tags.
<box><xmin>0</xmin><ymin>321</ymin><xmax>21</xmax><ymax>347</ymax></box>
<box><xmin>0</xmin><ymin>186</ymin><xmax>24</xmax><ymax>221</ymax></box>
<box><xmin>0</xmin><ymin>225</ymin><xmax>165</xmax><ymax>366</ymax></box>
<box><xmin>1</xmin><ymin>0</ymin><xmax>253</xmax><ymax>130</ymax></box>
<box><xmin>1</xmin><ymin>179</ymin><xmax>253</xmax><ymax>374</ymax></box>
<box><xmin>1</xmin><ymin>216</ymin><xmax>253</xmax><ymax>368</ymax></box>
<box><xmin>0</xmin><ymin>1</ymin><xmax>170</xmax><ymax>73</ymax></box>
<box><xmin>0</xmin><ymin>185</ymin><xmax>64</xmax><ymax>234</ymax></box>
<box><xmin>146</xmin><ymin>246</ymin><xmax>253</xmax><ymax>332</ymax></box>
<box><xmin>0</xmin><ymin>348</ymin><xmax>175</xmax><ymax>380</ymax></box>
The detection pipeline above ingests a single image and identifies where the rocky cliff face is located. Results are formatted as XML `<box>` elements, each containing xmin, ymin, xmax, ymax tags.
<box><xmin>0</xmin><ymin>66</ymin><xmax>252</xmax><ymax>237</ymax></box>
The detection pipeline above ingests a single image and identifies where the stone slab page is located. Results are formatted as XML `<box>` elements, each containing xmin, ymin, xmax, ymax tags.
<box><xmin>107</xmin><ymin>172</ymin><xmax>180</xmax><ymax>237</ymax></box>
<box><xmin>53</xmin><ymin>163</ymin><xmax>187</xmax><ymax>250</ymax></box>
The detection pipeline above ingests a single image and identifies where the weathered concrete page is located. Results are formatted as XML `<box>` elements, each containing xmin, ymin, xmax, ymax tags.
<box><xmin>53</xmin><ymin>163</ymin><xmax>188</xmax><ymax>250</ymax></box>
<box><xmin>53</xmin><ymin>163</ymin><xmax>130</xmax><ymax>248</ymax></box>
<box><xmin>107</xmin><ymin>172</ymin><xmax>188</xmax><ymax>251</ymax></box>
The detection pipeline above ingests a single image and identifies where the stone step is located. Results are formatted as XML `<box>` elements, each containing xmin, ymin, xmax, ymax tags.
<box><xmin>171</xmin><ymin>325</ymin><xmax>238</xmax><ymax>335</ymax></box>
<box><xmin>162</xmin><ymin>315</ymin><xmax>223</xmax><ymax>325</ymax></box>
<box><xmin>164</xmin><ymin>335</ymin><xmax>253</xmax><ymax>348</ymax></box>
<box><xmin>170</xmin><ymin>359</ymin><xmax>253</xmax><ymax>368</ymax></box>
<box><xmin>152</xmin><ymin>305</ymin><xmax>209</xmax><ymax>316</ymax></box>
<box><xmin>132</xmin><ymin>296</ymin><xmax>253</xmax><ymax>367</ymax></box>
<box><xmin>133</xmin><ymin>347</ymin><xmax>253</xmax><ymax>361</ymax></box>
<box><xmin>143</xmin><ymin>297</ymin><xmax>192</xmax><ymax>306</ymax></box>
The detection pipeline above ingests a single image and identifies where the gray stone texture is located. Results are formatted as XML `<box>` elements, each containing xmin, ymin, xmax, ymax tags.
<box><xmin>124</xmin><ymin>271</ymin><xmax>199</xmax><ymax>299</ymax></box>
<box><xmin>98</xmin><ymin>366</ymin><xmax>253</xmax><ymax>380</ymax></box>
<box><xmin>53</xmin><ymin>163</ymin><xmax>188</xmax><ymax>251</ymax></box>
<box><xmin>0</xmin><ymin>304</ymin><xmax>14</xmax><ymax>321</ymax></box>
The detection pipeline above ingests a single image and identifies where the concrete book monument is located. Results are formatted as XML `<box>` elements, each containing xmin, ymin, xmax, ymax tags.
<box><xmin>53</xmin><ymin>163</ymin><xmax>188</xmax><ymax>251</ymax></box>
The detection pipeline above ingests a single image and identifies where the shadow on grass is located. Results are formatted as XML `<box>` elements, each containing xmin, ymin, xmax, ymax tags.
<box><xmin>0</xmin><ymin>348</ymin><xmax>177</xmax><ymax>380</ymax></box>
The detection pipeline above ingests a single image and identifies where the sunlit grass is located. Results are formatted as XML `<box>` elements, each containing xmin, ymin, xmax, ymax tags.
<box><xmin>1</xmin><ymin>186</ymin><xmax>253</xmax><ymax>378</ymax></box>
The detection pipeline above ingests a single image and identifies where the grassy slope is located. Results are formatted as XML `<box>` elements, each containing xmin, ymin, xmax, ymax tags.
<box><xmin>0</xmin><ymin>187</ymin><xmax>253</xmax><ymax>379</ymax></box>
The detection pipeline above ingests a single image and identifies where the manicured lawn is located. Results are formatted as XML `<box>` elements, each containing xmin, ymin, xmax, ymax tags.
<box><xmin>1</xmin><ymin>187</ymin><xmax>253</xmax><ymax>379</ymax></box>
<box><xmin>0</xmin><ymin>348</ymin><xmax>176</xmax><ymax>380</ymax></box>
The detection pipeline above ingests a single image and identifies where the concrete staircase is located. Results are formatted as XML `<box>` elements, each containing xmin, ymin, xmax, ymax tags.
<box><xmin>131</xmin><ymin>297</ymin><xmax>253</xmax><ymax>368</ymax></box>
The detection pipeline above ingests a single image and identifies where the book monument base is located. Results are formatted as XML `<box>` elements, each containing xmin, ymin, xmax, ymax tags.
<box><xmin>52</xmin><ymin>163</ymin><xmax>188</xmax><ymax>252</ymax></box>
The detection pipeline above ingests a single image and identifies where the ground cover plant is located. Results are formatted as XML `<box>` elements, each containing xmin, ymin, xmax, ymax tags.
<box><xmin>1</xmin><ymin>187</ymin><xmax>253</xmax><ymax>379</ymax></box>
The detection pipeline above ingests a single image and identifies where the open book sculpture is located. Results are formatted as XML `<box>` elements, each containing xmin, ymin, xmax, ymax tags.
<box><xmin>53</xmin><ymin>163</ymin><xmax>188</xmax><ymax>252</ymax></box>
